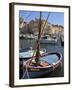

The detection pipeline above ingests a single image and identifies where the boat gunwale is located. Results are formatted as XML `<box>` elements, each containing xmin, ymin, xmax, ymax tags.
<box><xmin>26</xmin><ymin>60</ymin><xmax>62</xmax><ymax>69</ymax></box>
<box><xmin>23</xmin><ymin>52</ymin><xmax>62</xmax><ymax>69</ymax></box>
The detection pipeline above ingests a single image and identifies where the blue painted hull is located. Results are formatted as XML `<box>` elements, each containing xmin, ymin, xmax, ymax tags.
<box><xmin>23</xmin><ymin>67</ymin><xmax>53</xmax><ymax>78</ymax></box>
<box><xmin>20</xmin><ymin>52</ymin><xmax>62</xmax><ymax>79</ymax></box>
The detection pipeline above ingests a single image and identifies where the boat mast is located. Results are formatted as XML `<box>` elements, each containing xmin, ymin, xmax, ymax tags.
<box><xmin>35</xmin><ymin>12</ymin><xmax>42</xmax><ymax>64</ymax></box>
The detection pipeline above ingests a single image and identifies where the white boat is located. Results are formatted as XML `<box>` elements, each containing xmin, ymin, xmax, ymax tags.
<box><xmin>40</xmin><ymin>35</ymin><xmax>58</xmax><ymax>44</ymax></box>
<box><xmin>19</xmin><ymin>47</ymin><xmax>46</xmax><ymax>59</ymax></box>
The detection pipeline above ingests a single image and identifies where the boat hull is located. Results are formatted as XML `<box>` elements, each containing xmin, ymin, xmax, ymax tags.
<box><xmin>21</xmin><ymin>61</ymin><xmax>61</xmax><ymax>78</ymax></box>
<box><xmin>20</xmin><ymin>52</ymin><xmax>62</xmax><ymax>79</ymax></box>
<box><xmin>40</xmin><ymin>39</ymin><xmax>57</xmax><ymax>44</ymax></box>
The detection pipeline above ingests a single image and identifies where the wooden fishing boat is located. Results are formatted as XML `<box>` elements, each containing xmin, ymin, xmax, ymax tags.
<box><xmin>20</xmin><ymin>52</ymin><xmax>62</xmax><ymax>78</ymax></box>
<box><xmin>19</xmin><ymin>12</ymin><xmax>62</xmax><ymax>79</ymax></box>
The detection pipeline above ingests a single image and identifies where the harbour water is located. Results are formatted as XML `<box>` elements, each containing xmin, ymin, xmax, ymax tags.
<box><xmin>19</xmin><ymin>39</ymin><xmax>64</xmax><ymax>78</ymax></box>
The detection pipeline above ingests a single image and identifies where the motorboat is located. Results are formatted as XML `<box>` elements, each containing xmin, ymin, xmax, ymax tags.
<box><xmin>40</xmin><ymin>35</ymin><xmax>58</xmax><ymax>44</ymax></box>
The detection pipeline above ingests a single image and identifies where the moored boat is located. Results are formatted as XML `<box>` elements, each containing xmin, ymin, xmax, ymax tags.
<box><xmin>20</xmin><ymin>52</ymin><xmax>62</xmax><ymax>78</ymax></box>
<box><xmin>19</xmin><ymin>47</ymin><xmax>46</xmax><ymax>60</ymax></box>
<box><xmin>40</xmin><ymin>35</ymin><xmax>58</xmax><ymax>44</ymax></box>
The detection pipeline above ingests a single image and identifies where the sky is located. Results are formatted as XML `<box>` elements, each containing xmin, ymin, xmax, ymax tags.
<box><xmin>19</xmin><ymin>10</ymin><xmax>64</xmax><ymax>26</ymax></box>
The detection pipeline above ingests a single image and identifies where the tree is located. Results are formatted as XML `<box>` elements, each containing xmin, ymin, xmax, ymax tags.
<box><xmin>19</xmin><ymin>17</ymin><xmax>24</xmax><ymax>30</ymax></box>
<box><xmin>19</xmin><ymin>17</ymin><xmax>24</xmax><ymax>25</ymax></box>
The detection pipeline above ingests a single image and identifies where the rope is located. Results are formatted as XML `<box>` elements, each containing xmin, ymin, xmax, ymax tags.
<box><xmin>31</xmin><ymin>12</ymin><xmax>51</xmax><ymax>59</ymax></box>
<box><xmin>40</xmin><ymin>12</ymin><xmax>51</xmax><ymax>38</ymax></box>
<box><xmin>22</xmin><ymin>61</ymin><xmax>30</xmax><ymax>79</ymax></box>
<box><xmin>24</xmin><ymin>12</ymin><xmax>32</xmax><ymax>21</ymax></box>
<box><xmin>52</xmin><ymin>64</ymin><xmax>55</xmax><ymax>71</ymax></box>
<box><xmin>31</xmin><ymin>41</ymin><xmax>40</xmax><ymax>60</ymax></box>
<box><xmin>59</xmin><ymin>61</ymin><xmax>63</xmax><ymax>72</ymax></box>
<box><xmin>21</xmin><ymin>12</ymin><xmax>51</xmax><ymax>79</ymax></box>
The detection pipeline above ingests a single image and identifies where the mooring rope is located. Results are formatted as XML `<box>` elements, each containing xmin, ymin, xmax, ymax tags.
<box><xmin>22</xmin><ymin>61</ymin><xmax>30</xmax><ymax>79</ymax></box>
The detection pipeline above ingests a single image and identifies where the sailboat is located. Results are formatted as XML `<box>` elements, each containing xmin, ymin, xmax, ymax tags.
<box><xmin>20</xmin><ymin>12</ymin><xmax>62</xmax><ymax>79</ymax></box>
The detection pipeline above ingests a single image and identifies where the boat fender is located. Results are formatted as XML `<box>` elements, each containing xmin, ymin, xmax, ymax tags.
<box><xmin>32</xmin><ymin>59</ymin><xmax>36</xmax><ymax>63</ymax></box>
